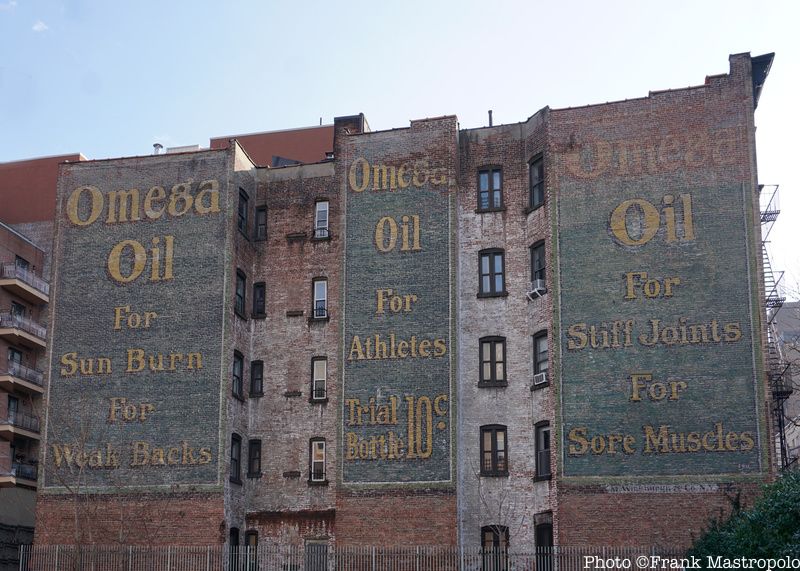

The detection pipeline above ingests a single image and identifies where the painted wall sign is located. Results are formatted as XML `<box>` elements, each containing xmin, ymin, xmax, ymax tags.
<box><xmin>44</xmin><ymin>154</ymin><xmax>229</xmax><ymax>491</ymax></box>
<box><xmin>342</xmin><ymin>154</ymin><xmax>454</xmax><ymax>485</ymax></box>
<box><xmin>557</xmin><ymin>129</ymin><xmax>763</xmax><ymax>478</ymax></box>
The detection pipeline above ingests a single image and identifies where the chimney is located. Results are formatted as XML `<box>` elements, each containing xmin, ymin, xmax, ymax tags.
<box><xmin>488</xmin><ymin>110</ymin><xmax>493</xmax><ymax>127</ymax></box>
<box><xmin>153</xmin><ymin>143</ymin><xmax>163</xmax><ymax>155</ymax></box>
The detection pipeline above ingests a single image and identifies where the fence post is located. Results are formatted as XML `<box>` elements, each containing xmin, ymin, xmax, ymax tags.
<box><xmin>372</xmin><ymin>546</ymin><xmax>376</xmax><ymax>571</ymax></box>
<box><xmin>206</xmin><ymin>546</ymin><xmax>211</xmax><ymax>571</ymax></box>
<box><xmin>167</xmin><ymin>545</ymin><xmax>171</xmax><ymax>571</ymax></box>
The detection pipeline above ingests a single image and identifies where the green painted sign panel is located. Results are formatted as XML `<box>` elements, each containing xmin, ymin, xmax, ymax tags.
<box><xmin>44</xmin><ymin>154</ymin><xmax>229</xmax><ymax>491</ymax></box>
<box><xmin>557</xmin><ymin>136</ymin><xmax>762</xmax><ymax>478</ymax></box>
<box><xmin>342</xmin><ymin>153</ymin><xmax>454</xmax><ymax>485</ymax></box>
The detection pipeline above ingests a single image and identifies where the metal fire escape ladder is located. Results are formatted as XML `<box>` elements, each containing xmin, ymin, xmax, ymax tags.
<box><xmin>760</xmin><ymin>184</ymin><xmax>793</xmax><ymax>469</ymax></box>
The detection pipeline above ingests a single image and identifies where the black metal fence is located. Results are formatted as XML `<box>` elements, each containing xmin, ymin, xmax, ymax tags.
<box><xmin>19</xmin><ymin>545</ymin><xmax>683</xmax><ymax>571</ymax></box>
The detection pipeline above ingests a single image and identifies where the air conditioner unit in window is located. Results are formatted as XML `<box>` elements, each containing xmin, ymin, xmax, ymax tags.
<box><xmin>526</xmin><ymin>279</ymin><xmax>547</xmax><ymax>301</ymax></box>
<box><xmin>533</xmin><ymin>372</ymin><xmax>548</xmax><ymax>387</ymax></box>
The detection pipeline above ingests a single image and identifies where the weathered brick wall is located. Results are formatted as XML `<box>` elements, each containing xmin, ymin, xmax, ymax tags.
<box><xmin>34</xmin><ymin>493</ymin><xmax>226</xmax><ymax>545</ymax></box>
<box><xmin>549</xmin><ymin>53</ymin><xmax>771</xmax><ymax>548</ymax></box>
<box><xmin>456</xmin><ymin>110</ymin><xmax>555</xmax><ymax>549</ymax></box>
<box><xmin>224</xmin><ymin>145</ymin><xmax>259</xmax><ymax>539</ymax></box>
<box><xmin>37</xmin><ymin>148</ymin><xmax>235</xmax><ymax>544</ymax></box>
<box><xmin>242</xmin><ymin>160</ymin><xmax>339</xmax><ymax>543</ymax></box>
<box><xmin>334</xmin><ymin>115</ymin><xmax>458</xmax><ymax>546</ymax></box>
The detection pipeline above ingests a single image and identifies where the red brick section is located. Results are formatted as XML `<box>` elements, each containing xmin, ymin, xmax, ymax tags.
<box><xmin>336</xmin><ymin>492</ymin><xmax>457</xmax><ymax>546</ymax></box>
<box><xmin>210</xmin><ymin>125</ymin><xmax>334</xmax><ymax>167</ymax></box>
<box><xmin>558</xmin><ymin>483</ymin><xmax>763</xmax><ymax>549</ymax></box>
<box><xmin>0</xmin><ymin>154</ymin><xmax>84</xmax><ymax>224</ymax></box>
<box><xmin>34</xmin><ymin>493</ymin><xmax>226</xmax><ymax>545</ymax></box>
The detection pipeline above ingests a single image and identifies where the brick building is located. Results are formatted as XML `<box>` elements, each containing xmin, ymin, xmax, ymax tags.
<box><xmin>0</xmin><ymin>222</ymin><xmax>50</xmax><ymax>569</ymax></box>
<box><xmin>7</xmin><ymin>52</ymin><xmax>781</xmax><ymax>555</ymax></box>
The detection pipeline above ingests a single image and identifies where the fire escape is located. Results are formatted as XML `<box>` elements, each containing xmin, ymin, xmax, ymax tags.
<box><xmin>760</xmin><ymin>184</ymin><xmax>794</xmax><ymax>470</ymax></box>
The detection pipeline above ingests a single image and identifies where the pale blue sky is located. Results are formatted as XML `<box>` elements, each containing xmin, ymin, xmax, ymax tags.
<box><xmin>1</xmin><ymin>0</ymin><xmax>798</xmax><ymax>293</ymax></box>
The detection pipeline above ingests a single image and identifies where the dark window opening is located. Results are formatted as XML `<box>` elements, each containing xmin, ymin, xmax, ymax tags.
<box><xmin>479</xmin><ymin>337</ymin><xmax>506</xmax><ymax>386</ymax></box>
<box><xmin>529</xmin><ymin>156</ymin><xmax>544</xmax><ymax>210</ymax></box>
<box><xmin>230</xmin><ymin>435</ymin><xmax>242</xmax><ymax>483</ymax></box>
<box><xmin>254</xmin><ymin>206</ymin><xmax>267</xmax><ymax>241</ymax></box>
<box><xmin>248</xmin><ymin>439</ymin><xmax>261</xmax><ymax>477</ymax></box>
<box><xmin>479</xmin><ymin>249</ymin><xmax>506</xmax><ymax>296</ymax></box>
<box><xmin>480</xmin><ymin>425</ymin><xmax>508</xmax><ymax>476</ymax></box>
<box><xmin>478</xmin><ymin>168</ymin><xmax>503</xmax><ymax>211</ymax></box>
<box><xmin>252</xmin><ymin>282</ymin><xmax>266</xmax><ymax>317</ymax></box>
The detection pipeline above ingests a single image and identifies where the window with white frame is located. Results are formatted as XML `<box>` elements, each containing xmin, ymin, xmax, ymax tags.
<box><xmin>311</xmin><ymin>358</ymin><xmax>327</xmax><ymax>401</ymax></box>
<box><xmin>309</xmin><ymin>438</ymin><xmax>326</xmax><ymax>482</ymax></box>
<box><xmin>314</xmin><ymin>201</ymin><xmax>329</xmax><ymax>238</ymax></box>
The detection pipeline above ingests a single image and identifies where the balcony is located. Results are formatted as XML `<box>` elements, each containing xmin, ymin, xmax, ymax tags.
<box><xmin>0</xmin><ymin>263</ymin><xmax>49</xmax><ymax>304</ymax></box>
<box><xmin>0</xmin><ymin>312</ymin><xmax>47</xmax><ymax>349</ymax></box>
<box><xmin>0</xmin><ymin>362</ymin><xmax>45</xmax><ymax>395</ymax></box>
<box><xmin>0</xmin><ymin>462</ymin><xmax>38</xmax><ymax>488</ymax></box>
<box><xmin>0</xmin><ymin>410</ymin><xmax>41</xmax><ymax>441</ymax></box>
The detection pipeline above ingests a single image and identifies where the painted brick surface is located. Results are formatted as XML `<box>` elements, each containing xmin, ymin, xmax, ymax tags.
<box><xmin>456</xmin><ymin>112</ymin><xmax>555</xmax><ymax>549</ymax></box>
<box><xmin>340</xmin><ymin>117</ymin><xmax>457</xmax><ymax>485</ymax></box>
<box><xmin>44</xmin><ymin>150</ymin><xmax>232</xmax><ymax>491</ymax></box>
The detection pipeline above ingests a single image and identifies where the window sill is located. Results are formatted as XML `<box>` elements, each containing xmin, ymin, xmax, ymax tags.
<box><xmin>308</xmin><ymin>315</ymin><xmax>330</xmax><ymax>324</ymax></box>
<box><xmin>308</xmin><ymin>479</ymin><xmax>329</xmax><ymax>487</ymax></box>
<box><xmin>232</xmin><ymin>394</ymin><xmax>245</xmax><ymax>403</ymax></box>
<box><xmin>478</xmin><ymin>382</ymin><xmax>508</xmax><ymax>389</ymax></box>
<box><xmin>534</xmin><ymin>474</ymin><xmax>552</xmax><ymax>482</ymax></box>
<box><xmin>310</xmin><ymin>234</ymin><xmax>332</xmax><ymax>242</ymax></box>
<box><xmin>249</xmin><ymin>391</ymin><xmax>264</xmax><ymax>398</ymax></box>
<box><xmin>480</xmin><ymin>472</ymin><xmax>509</xmax><ymax>478</ymax></box>
<box><xmin>253</xmin><ymin>236</ymin><xmax>266</xmax><ymax>242</ymax></box>
<box><xmin>477</xmin><ymin>291</ymin><xmax>509</xmax><ymax>299</ymax></box>
<box><xmin>252</xmin><ymin>312</ymin><xmax>266</xmax><ymax>320</ymax></box>
<box><xmin>247</xmin><ymin>472</ymin><xmax>262</xmax><ymax>479</ymax></box>
<box><xmin>310</xmin><ymin>397</ymin><xmax>329</xmax><ymax>404</ymax></box>
<box><xmin>475</xmin><ymin>207</ymin><xmax>506</xmax><ymax>214</ymax></box>
<box><xmin>230</xmin><ymin>477</ymin><xmax>243</xmax><ymax>486</ymax></box>
<box><xmin>524</xmin><ymin>203</ymin><xmax>545</xmax><ymax>215</ymax></box>
<box><xmin>530</xmin><ymin>382</ymin><xmax>550</xmax><ymax>391</ymax></box>
<box><xmin>234</xmin><ymin>309</ymin><xmax>248</xmax><ymax>320</ymax></box>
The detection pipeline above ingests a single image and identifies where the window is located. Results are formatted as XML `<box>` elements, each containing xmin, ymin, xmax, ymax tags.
<box><xmin>250</xmin><ymin>360</ymin><xmax>264</xmax><ymax>396</ymax></box>
<box><xmin>10</xmin><ymin>301</ymin><xmax>25</xmax><ymax>318</ymax></box>
<box><xmin>313</xmin><ymin>279</ymin><xmax>328</xmax><ymax>319</ymax></box>
<box><xmin>479</xmin><ymin>337</ymin><xmax>506</xmax><ymax>386</ymax></box>
<box><xmin>482</xmin><ymin>525</ymin><xmax>509</xmax><ymax>571</ymax></box>
<box><xmin>529</xmin><ymin>156</ymin><xmax>544</xmax><ymax>210</ymax></box>
<box><xmin>252</xmin><ymin>282</ymin><xmax>266</xmax><ymax>317</ymax></box>
<box><xmin>314</xmin><ymin>201</ymin><xmax>330</xmax><ymax>238</ymax></box>
<box><xmin>14</xmin><ymin>256</ymin><xmax>29</xmax><ymax>271</ymax></box>
<box><xmin>533</xmin><ymin>332</ymin><xmax>549</xmax><ymax>388</ymax></box>
<box><xmin>230</xmin><ymin>434</ymin><xmax>242</xmax><ymax>483</ymax></box>
<box><xmin>309</xmin><ymin>438</ymin><xmax>326</xmax><ymax>482</ymax></box>
<box><xmin>248</xmin><ymin>439</ymin><xmax>261</xmax><ymax>477</ymax></box>
<box><xmin>535</xmin><ymin>421</ymin><xmax>551</xmax><ymax>480</ymax></box>
<box><xmin>233</xmin><ymin>352</ymin><xmax>244</xmax><ymax>399</ymax></box>
<box><xmin>305</xmin><ymin>540</ymin><xmax>329</xmax><ymax>571</ymax></box>
<box><xmin>254</xmin><ymin>206</ymin><xmax>267</xmax><ymax>241</ymax></box>
<box><xmin>478</xmin><ymin>168</ymin><xmax>503</xmax><ymax>211</ymax></box>
<box><xmin>530</xmin><ymin>241</ymin><xmax>546</xmax><ymax>285</ymax></box>
<box><xmin>479</xmin><ymin>249</ymin><xmax>506</xmax><ymax>296</ymax></box>
<box><xmin>237</xmin><ymin>189</ymin><xmax>249</xmax><ymax>234</ymax></box>
<box><xmin>235</xmin><ymin>270</ymin><xmax>246</xmax><ymax>318</ymax></box>
<box><xmin>8</xmin><ymin>347</ymin><xmax>22</xmax><ymax>364</ymax></box>
<box><xmin>311</xmin><ymin>357</ymin><xmax>327</xmax><ymax>401</ymax></box>
<box><xmin>245</xmin><ymin>531</ymin><xmax>259</xmax><ymax>568</ymax></box>
<box><xmin>535</xmin><ymin>521</ymin><xmax>554</xmax><ymax>571</ymax></box>
<box><xmin>480</xmin><ymin>425</ymin><xmax>508</xmax><ymax>476</ymax></box>
<box><xmin>229</xmin><ymin>527</ymin><xmax>240</xmax><ymax>570</ymax></box>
